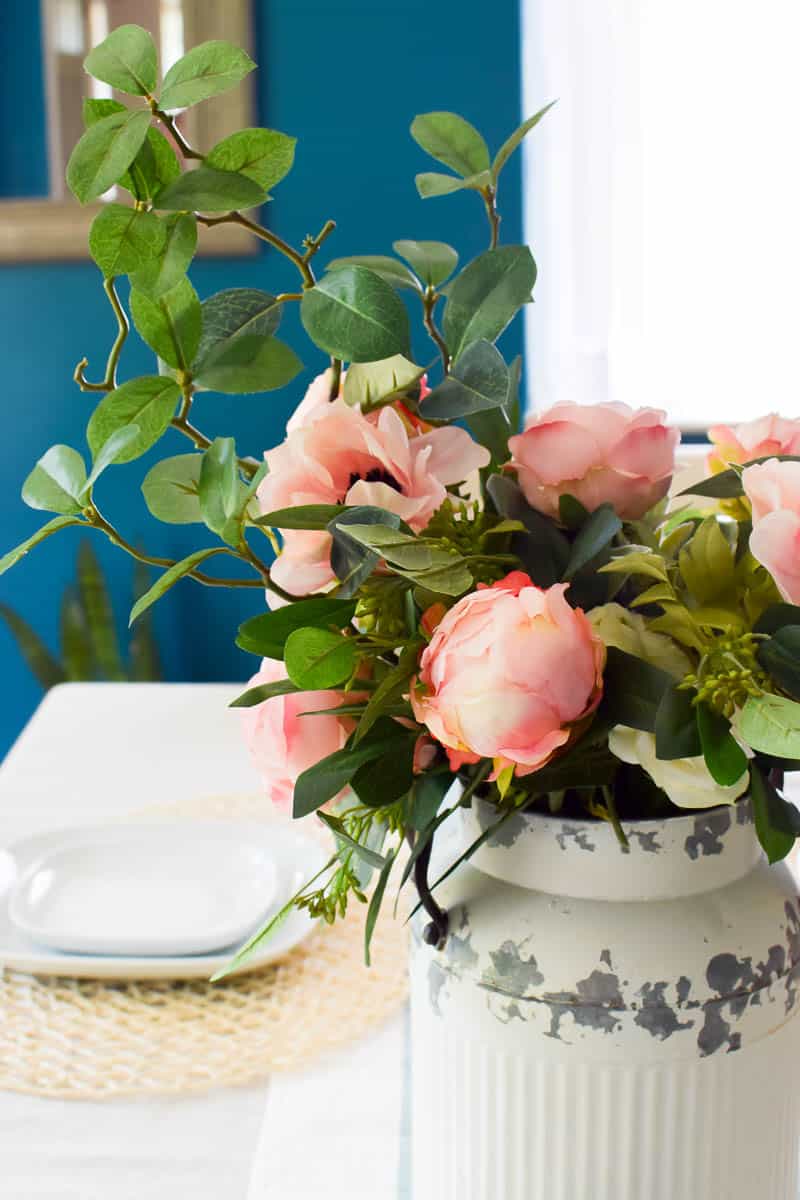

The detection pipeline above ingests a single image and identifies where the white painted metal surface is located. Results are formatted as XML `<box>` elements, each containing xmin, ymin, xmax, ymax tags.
<box><xmin>411</xmin><ymin>797</ymin><xmax>800</xmax><ymax>1199</ymax></box>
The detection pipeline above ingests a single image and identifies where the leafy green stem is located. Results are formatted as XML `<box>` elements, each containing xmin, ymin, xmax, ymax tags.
<box><xmin>481</xmin><ymin>186</ymin><xmax>501</xmax><ymax>249</ymax></box>
<box><xmin>73</xmin><ymin>277</ymin><xmax>129</xmax><ymax>393</ymax></box>
<box><xmin>602</xmin><ymin>785</ymin><xmax>630</xmax><ymax>852</ymax></box>
<box><xmin>328</xmin><ymin>356</ymin><xmax>343</xmax><ymax>400</ymax></box>
<box><xmin>151</xmin><ymin>106</ymin><xmax>204</xmax><ymax>160</ymax></box>
<box><xmin>422</xmin><ymin>287</ymin><xmax>450</xmax><ymax>373</ymax></box>
<box><xmin>198</xmin><ymin>211</ymin><xmax>320</xmax><ymax>288</ymax></box>
<box><xmin>86</xmin><ymin>504</ymin><xmax>262</xmax><ymax>589</ymax></box>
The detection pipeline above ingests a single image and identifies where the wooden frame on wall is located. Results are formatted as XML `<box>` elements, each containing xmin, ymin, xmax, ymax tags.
<box><xmin>0</xmin><ymin>0</ymin><xmax>257</xmax><ymax>262</ymax></box>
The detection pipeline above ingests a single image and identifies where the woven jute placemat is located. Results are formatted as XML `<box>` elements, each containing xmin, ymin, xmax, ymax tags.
<box><xmin>0</xmin><ymin>796</ymin><xmax>409</xmax><ymax>1100</ymax></box>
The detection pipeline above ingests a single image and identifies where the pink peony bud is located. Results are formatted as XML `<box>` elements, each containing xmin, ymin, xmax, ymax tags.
<box><xmin>508</xmin><ymin>402</ymin><xmax>679</xmax><ymax>521</ymax></box>
<box><xmin>240</xmin><ymin>658</ymin><xmax>355</xmax><ymax>809</ymax></box>
<box><xmin>742</xmin><ymin>459</ymin><xmax>800</xmax><ymax>604</ymax></box>
<box><xmin>708</xmin><ymin>413</ymin><xmax>800</xmax><ymax>473</ymax></box>
<box><xmin>410</xmin><ymin>572</ymin><xmax>606</xmax><ymax>779</ymax></box>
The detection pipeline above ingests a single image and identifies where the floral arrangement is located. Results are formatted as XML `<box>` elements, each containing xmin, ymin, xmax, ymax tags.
<box><xmin>5</xmin><ymin>25</ymin><xmax>800</xmax><ymax>966</ymax></box>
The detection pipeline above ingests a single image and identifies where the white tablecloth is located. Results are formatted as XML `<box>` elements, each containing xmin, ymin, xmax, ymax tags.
<box><xmin>0</xmin><ymin>684</ymin><xmax>408</xmax><ymax>1199</ymax></box>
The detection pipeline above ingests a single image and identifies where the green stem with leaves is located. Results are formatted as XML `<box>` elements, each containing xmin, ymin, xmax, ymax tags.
<box><xmin>74</xmin><ymin>277</ymin><xmax>129</xmax><ymax>393</ymax></box>
<box><xmin>422</xmin><ymin>287</ymin><xmax>450</xmax><ymax>373</ymax></box>
<box><xmin>481</xmin><ymin>186</ymin><xmax>501</xmax><ymax>249</ymax></box>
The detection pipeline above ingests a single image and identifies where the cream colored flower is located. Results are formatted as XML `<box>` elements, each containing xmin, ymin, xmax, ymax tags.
<box><xmin>608</xmin><ymin>726</ymin><xmax>748</xmax><ymax>810</ymax></box>
<box><xmin>588</xmin><ymin>603</ymin><xmax>691</xmax><ymax>679</ymax></box>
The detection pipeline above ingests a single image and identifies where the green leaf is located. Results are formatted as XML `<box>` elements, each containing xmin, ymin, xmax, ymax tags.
<box><xmin>759</xmin><ymin>626</ymin><xmax>800</xmax><ymax>701</ymax></box>
<box><xmin>237</xmin><ymin>597</ymin><xmax>357</xmax><ymax>659</ymax></box>
<box><xmin>339</xmin><ymin>523</ymin><xmax>472</xmax><ymax>596</ymax></box>
<box><xmin>408</xmin><ymin>774</ymin><xmax>451</xmax><ymax>833</ymax></box>
<box><xmin>83</xmin><ymin>424</ymin><xmax>142</xmax><ymax>495</ymax></box>
<box><xmin>364</xmin><ymin>848</ymin><xmax>397</xmax><ymax>965</ymax></box>
<box><xmin>600</xmin><ymin>646</ymin><xmax>673</xmax><ymax>732</ymax></box>
<box><xmin>750</xmin><ymin>762</ymin><xmax>800</xmax><ymax>862</ymax></box>
<box><xmin>301</xmin><ymin>266</ymin><xmax>411</xmax><ymax>362</ymax></box>
<box><xmin>88</xmin><ymin>203</ymin><xmax>166</xmax><ymax>278</ymax></box>
<box><xmin>420</xmin><ymin>338</ymin><xmax>508</xmax><ymax>419</ymax></box>
<box><xmin>679</xmin><ymin>517</ymin><xmax>737</xmax><ymax>606</ymax></box>
<box><xmin>737</xmin><ymin>693</ymin><xmax>800</xmax><ymax>758</ymax></box>
<box><xmin>559</xmin><ymin>494</ymin><xmax>590</xmax><ymax>530</ymax></box>
<box><xmin>415</xmin><ymin>170</ymin><xmax>491</xmax><ymax>199</ymax></box>
<box><xmin>198</xmin><ymin>287</ymin><xmax>282</xmax><ymax>357</ymax></box>
<box><xmin>328</xmin><ymin>507</ymin><xmax>403</xmax><ymax>597</ymax></box>
<box><xmin>77</xmin><ymin>541</ymin><xmax>126</xmax><ymax>681</ymax></box>
<box><xmin>443</xmin><ymin>246</ymin><xmax>536</xmax><ymax>362</ymax></box>
<box><xmin>194</xmin><ymin>334</ymin><xmax>301</xmax><ymax>394</ymax></box>
<box><xmin>141</xmin><ymin>453</ymin><xmax>203</xmax><ymax>524</ymax></box>
<box><xmin>129</xmin><ymin>213</ymin><xmax>197</xmax><ymax>298</ymax></box>
<box><xmin>60</xmin><ymin>584</ymin><xmax>93</xmax><ymax>682</ymax></box>
<box><xmin>325</xmin><ymin>255</ymin><xmax>420</xmax><ymax>291</ymax></box>
<box><xmin>392</xmin><ymin>240</ymin><xmax>458</xmax><ymax>287</ymax></box>
<box><xmin>696</xmin><ymin>703</ymin><xmax>748</xmax><ymax>786</ymax></box>
<box><xmin>492</xmin><ymin>101</ymin><xmax>557</xmax><ymax>181</ymax></box>
<box><xmin>229</xmin><ymin>678</ymin><xmax>302</xmax><ymax>708</ymax></box>
<box><xmin>129</xmin><ymin>547</ymin><xmax>228</xmax><ymax>625</ymax></box>
<box><xmin>342</xmin><ymin>355</ymin><xmax>425</xmax><ymax>411</ymax></box>
<box><xmin>316</xmin><ymin>812</ymin><xmax>387</xmax><ymax>870</ymax></box>
<box><xmin>22</xmin><ymin>446</ymin><xmax>87</xmax><ymax>514</ymax></box>
<box><xmin>353</xmin><ymin>740</ymin><xmax>414</xmax><ymax>807</ymax></box>
<box><xmin>153</xmin><ymin>166</ymin><xmax>265</xmax><ymax>213</ymax></box>
<box><xmin>354</xmin><ymin>643</ymin><xmax>420</xmax><ymax>744</ymax></box>
<box><xmin>83</xmin><ymin>24</ymin><xmax>157</xmax><ymax>96</ymax></box>
<box><xmin>122</xmin><ymin>128</ymin><xmax>182</xmax><ymax>200</ymax></box>
<box><xmin>679</xmin><ymin>469</ymin><xmax>743</xmax><ymax>499</ymax></box>
<box><xmin>485</xmin><ymin>474</ymin><xmax>569</xmax><ymax>587</ymax></box>
<box><xmin>756</xmin><ymin>604</ymin><xmax>800</xmax><ymax>635</ymax></box>
<box><xmin>0</xmin><ymin>603</ymin><xmax>66</xmax><ymax>690</ymax></box>
<box><xmin>563</xmin><ymin>504</ymin><xmax>623</xmax><ymax>580</ymax></box>
<box><xmin>256</xmin><ymin>504</ymin><xmax>346</xmax><ymax>531</ymax></box>
<box><xmin>0</xmin><ymin>517</ymin><xmax>82</xmax><ymax>577</ymax></box>
<box><xmin>83</xmin><ymin>98</ymin><xmax>127</xmax><ymax>127</ymax></box>
<box><xmin>410</xmin><ymin>112</ymin><xmax>490</xmax><ymax>177</ymax></box>
<box><xmin>199</xmin><ymin>437</ymin><xmax>240</xmax><ymax>544</ymax></box>
<box><xmin>159</xmin><ymin>40</ymin><xmax>256</xmax><ymax>111</ymax></box>
<box><xmin>654</xmin><ymin>684</ymin><xmax>702</xmax><ymax>760</ymax></box>
<box><xmin>284</xmin><ymin>627</ymin><xmax>358</xmax><ymax>689</ymax></box>
<box><xmin>87</xmin><ymin>376</ymin><xmax>181</xmax><ymax>463</ymax></box>
<box><xmin>206</xmin><ymin>128</ymin><xmax>296</xmax><ymax>192</ymax></box>
<box><xmin>67</xmin><ymin>109</ymin><xmax>152</xmax><ymax>204</ymax></box>
<box><xmin>130</xmin><ymin>277</ymin><xmax>201</xmax><ymax>370</ymax></box>
<box><xmin>293</xmin><ymin>728</ymin><xmax>410</xmax><ymax>817</ymax></box>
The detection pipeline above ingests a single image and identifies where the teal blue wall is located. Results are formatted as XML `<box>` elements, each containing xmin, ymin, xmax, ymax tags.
<box><xmin>0</xmin><ymin>0</ymin><xmax>524</xmax><ymax>755</ymax></box>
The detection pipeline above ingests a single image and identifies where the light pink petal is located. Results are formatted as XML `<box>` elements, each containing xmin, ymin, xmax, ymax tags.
<box><xmin>412</xmin><ymin>425</ymin><xmax>490</xmax><ymax>483</ymax></box>
<box><xmin>749</xmin><ymin>510</ymin><xmax>800</xmax><ymax>603</ymax></box>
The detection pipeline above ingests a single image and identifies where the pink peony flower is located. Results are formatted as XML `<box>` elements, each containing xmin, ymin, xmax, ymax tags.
<box><xmin>742</xmin><ymin>459</ymin><xmax>800</xmax><ymax>603</ymax></box>
<box><xmin>259</xmin><ymin>391</ymin><xmax>489</xmax><ymax>596</ymax></box>
<box><xmin>508</xmin><ymin>402</ymin><xmax>679</xmax><ymax>521</ymax></box>
<box><xmin>708</xmin><ymin>413</ymin><xmax>800</xmax><ymax>472</ymax></box>
<box><xmin>240</xmin><ymin>658</ymin><xmax>355</xmax><ymax>809</ymax></box>
<box><xmin>410</xmin><ymin>571</ymin><xmax>606</xmax><ymax>778</ymax></box>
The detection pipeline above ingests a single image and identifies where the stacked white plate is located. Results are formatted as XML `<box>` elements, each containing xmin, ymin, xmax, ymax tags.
<box><xmin>0</xmin><ymin>819</ymin><xmax>326</xmax><ymax>979</ymax></box>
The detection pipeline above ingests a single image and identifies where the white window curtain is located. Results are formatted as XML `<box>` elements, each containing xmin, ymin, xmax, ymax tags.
<box><xmin>521</xmin><ymin>0</ymin><xmax>800</xmax><ymax>430</ymax></box>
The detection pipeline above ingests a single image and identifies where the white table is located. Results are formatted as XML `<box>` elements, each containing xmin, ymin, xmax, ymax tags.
<box><xmin>0</xmin><ymin>684</ymin><xmax>407</xmax><ymax>1199</ymax></box>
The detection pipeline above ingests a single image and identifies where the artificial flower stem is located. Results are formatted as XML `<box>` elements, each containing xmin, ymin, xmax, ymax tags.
<box><xmin>422</xmin><ymin>287</ymin><xmax>450</xmax><ymax>373</ymax></box>
<box><xmin>602</xmin><ymin>786</ymin><xmax>630</xmax><ymax>853</ymax></box>
<box><xmin>151</xmin><ymin>107</ymin><xmax>204</xmax><ymax>160</ymax></box>
<box><xmin>481</xmin><ymin>186</ymin><xmax>501</xmax><ymax>249</ymax></box>
<box><xmin>73</xmin><ymin>277</ymin><xmax>129</xmax><ymax>393</ymax></box>
<box><xmin>413</xmin><ymin>834</ymin><xmax>449</xmax><ymax>948</ymax></box>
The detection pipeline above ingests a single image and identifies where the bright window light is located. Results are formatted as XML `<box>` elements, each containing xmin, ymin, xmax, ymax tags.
<box><xmin>521</xmin><ymin>0</ymin><xmax>800</xmax><ymax>430</ymax></box>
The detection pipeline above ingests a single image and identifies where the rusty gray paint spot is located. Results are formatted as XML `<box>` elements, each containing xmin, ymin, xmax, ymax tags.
<box><xmin>736</xmin><ymin>800</ymin><xmax>754</xmax><ymax>827</ymax></box>
<box><xmin>698</xmin><ymin>941</ymin><xmax>790</xmax><ymax>1055</ymax></box>
<box><xmin>443</xmin><ymin>906</ymin><xmax>478</xmax><ymax>975</ymax></box>
<box><xmin>556</xmin><ymin>825</ymin><xmax>596</xmax><ymax>853</ymax></box>
<box><xmin>685</xmin><ymin>809</ymin><xmax>731</xmax><ymax>860</ymax></box>
<box><xmin>487</xmin><ymin>940</ymin><xmax>544</xmax><ymax>995</ymax></box>
<box><xmin>475</xmin><ymin>800</ymin><xmax>528</xmax><ymax>848</ymax></box>
<box><xmin>785</xmin><ymin>902</ymin><xmax>800</xmax><ymax>1014</ymax></box>
<box><xmin>543</xmin><ymin>969</ymin><xmax>625</xmax><ymax>1040</ymax></box>
<box><xmin>600</xmin><ymin>949</ymin><xmax>613</xmax><ymax>969</ymax></box>
<box><xmin>635</xmin><ymin>981</ymin><xmax>694</xmax><ymax>1040</ymax></box>
<box><xmin>628</xmin><ymin>829</ymin><xmax>662</xmax><ymax>853</ymax></box>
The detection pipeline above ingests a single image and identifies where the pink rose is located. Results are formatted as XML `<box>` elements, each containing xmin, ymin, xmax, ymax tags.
<box><xmin>240</xmin><ymin>658</ymin><xmax>355</xmax><ymax>809</ymax></box>
<box><xmin>742</xmin><ymin>459</ymin><xmax>800</xmax><ymax>603</ymax></box>
<box><xmin>259</xmin><ymin>393</ymin><xmax>489</xmax><ymax>596</ymax></box>
<box><xmin>508</xmin><ymin>402</ymin><xmax>680</xmax><ymax>521</ymax></box>
<box><xmin>410</xmin><ymin>571</ymin><xmax>606</xmax><ymax>778</ymax></box>
<box><xmin>708</xmin><ymin>413</ymin><xmax>800</xmax><ymax>472</ymax></box>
